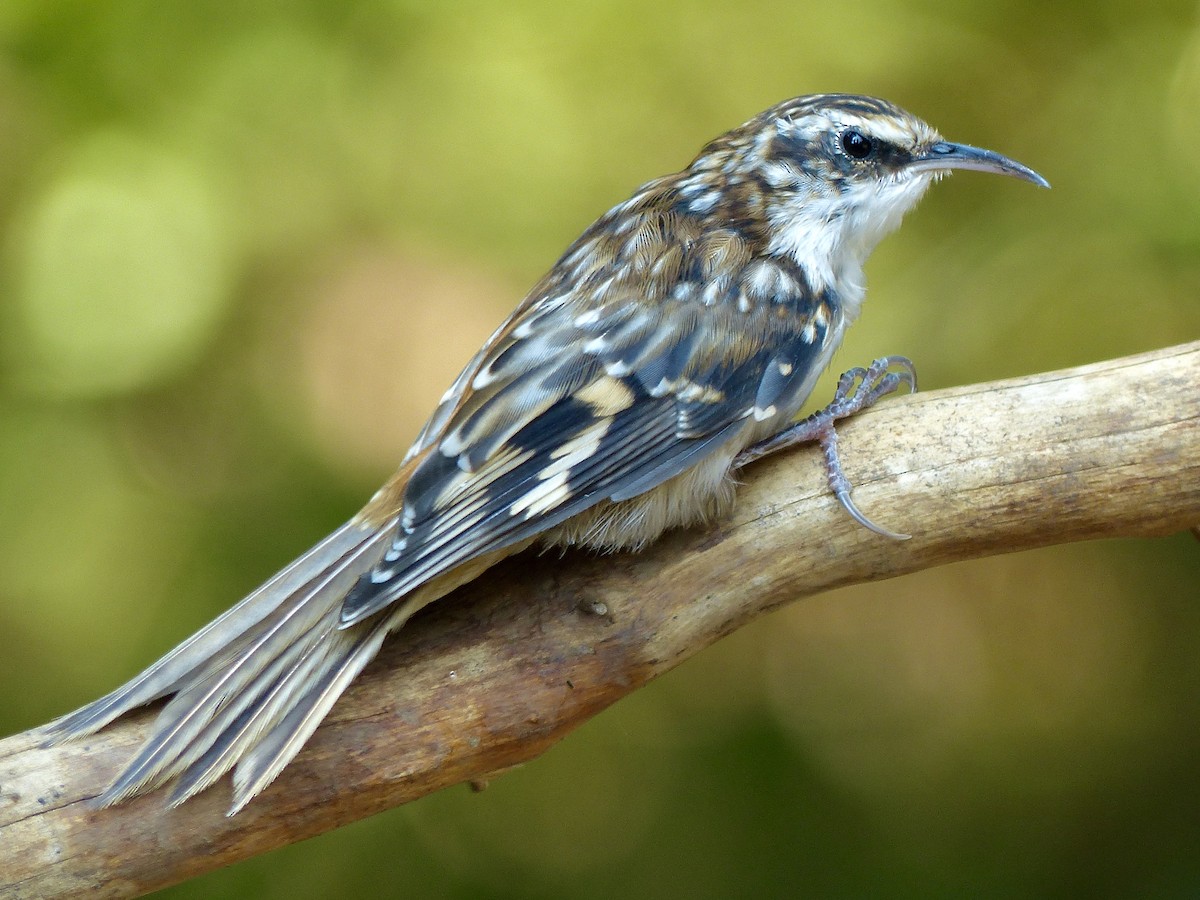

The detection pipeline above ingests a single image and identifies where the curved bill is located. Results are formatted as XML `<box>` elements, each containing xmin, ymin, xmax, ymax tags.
<box><xmin>908</xmin><ymin>141</ymin><xmax>1050</xmax><ymax>188</ymax></box>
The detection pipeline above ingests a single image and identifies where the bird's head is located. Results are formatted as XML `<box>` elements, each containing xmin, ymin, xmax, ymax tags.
<box><xmin>686</xmin><ymin>93</ymin><xmax>1048</xmax><ymax>307</ymax></box>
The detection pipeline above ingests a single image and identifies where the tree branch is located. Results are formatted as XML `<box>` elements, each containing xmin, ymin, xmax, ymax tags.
<box><xmin>2</xmin><ymin>342</ymin><xmax>1198</xmax><ymax>898</ymax></box>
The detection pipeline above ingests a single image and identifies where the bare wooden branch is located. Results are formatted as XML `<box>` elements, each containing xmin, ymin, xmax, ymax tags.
<box><xmin>2</xmin><ymin>342</ymin><xmax>1198</xmax><ymax>899</ymax></box>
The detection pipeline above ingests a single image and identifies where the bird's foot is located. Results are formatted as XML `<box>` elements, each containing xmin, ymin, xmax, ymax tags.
<box><xmin>734</xmin><ymin>355</ymin><xmax>917</xmax><ymax>539</ymax></box>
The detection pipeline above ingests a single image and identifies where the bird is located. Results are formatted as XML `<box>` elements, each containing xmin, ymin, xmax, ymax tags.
<box><xmin>43</xmin><ymin>93</ymin><xmax>1048</xmax><ymax>815</ymax></box>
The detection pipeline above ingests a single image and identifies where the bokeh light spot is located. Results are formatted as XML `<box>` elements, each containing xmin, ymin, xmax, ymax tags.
<box><xmin>12</xmin><ymin>132</ymin><xmax>231</xmax><ymax>397</ymax></box>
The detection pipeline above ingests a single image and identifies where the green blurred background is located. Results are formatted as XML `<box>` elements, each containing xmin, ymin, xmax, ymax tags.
<box><xmin>2</xmin><ymin>0</ymin><xmax>1199</xmax><ymax>896</ymax></box>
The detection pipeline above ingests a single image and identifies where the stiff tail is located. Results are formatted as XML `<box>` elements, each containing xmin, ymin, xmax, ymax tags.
<box><xmin>42</xmin><ymin>519</ymin><xmax>419</xmax><ymax>813</ymax></box>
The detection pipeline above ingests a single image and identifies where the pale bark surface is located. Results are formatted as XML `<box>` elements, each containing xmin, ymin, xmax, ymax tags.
<box><xmin>2</xmin><ymin>341</ymin><xmax>1197</xmax><ymax>899</ymax></box>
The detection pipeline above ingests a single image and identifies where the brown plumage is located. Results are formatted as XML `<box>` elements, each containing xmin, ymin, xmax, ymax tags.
<box><xmin>43</xmin><ymin>93</ymin><xmax>1047</xmax><ymax>814</ymax></box>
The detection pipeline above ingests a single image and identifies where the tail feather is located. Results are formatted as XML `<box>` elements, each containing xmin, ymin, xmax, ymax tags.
<box><xmin>228</xmin><ymin>612</ymin><xmax>398</xmax><ymax>814</ymax></box>
<box><xmin>42</xmin><ymin>519</ymin><xmax>401</xmax><ymax>810</ymax></box>
<box><xmin>221</xmin><ymin>546</ymin><xmax>538</xmax><ymax>811</ymax></box>
<box><xmin>44</xmin><ymin>523</ymin><xmax>377</xmax><ymax>740</ymax></box>
<box><xmin>44</xmin><ymin>524</ymin><xmax>527</xmax><ymax>812</ymax></box>
<box><xmin>103</xmin><ymin>607</ymin><xmax>333</xmax><ymax>805</ymax></box>
<box><xmin>166</xmin><ymin>615</ymin><xmax>348</xmax><ymax>807</ymax></box>
<box><xmin>97</xmin><ymin>527</ymin><xmax>386</xmax><ymax>804</ymax></box>
<box><xmin>170</xmin><ymin>591</ymin><xmax>423</xmax><ymax>813</ymax></box>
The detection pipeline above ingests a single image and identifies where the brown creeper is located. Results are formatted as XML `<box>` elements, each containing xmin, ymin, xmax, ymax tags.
<box><xmin>44</xmin><ymin>93</ymin><xmax>1047</xmax><ymax>814</ymax></box>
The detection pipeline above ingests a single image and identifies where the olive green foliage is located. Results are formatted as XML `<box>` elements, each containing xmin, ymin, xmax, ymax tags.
<box><xmin>1</xmin><ymin>1</ymin><xmax>1198</xmax><ymax>897</ymax></box>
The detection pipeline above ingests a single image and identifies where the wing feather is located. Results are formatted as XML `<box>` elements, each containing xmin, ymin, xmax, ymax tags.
<box><xmin>340</xmin><ymin>252</ymin><xmax>836</xmax><ymax>626</ymax></box>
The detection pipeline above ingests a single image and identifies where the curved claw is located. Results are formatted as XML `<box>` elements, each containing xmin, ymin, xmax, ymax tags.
<box><xmin>875</xmin><ymin>355</ymin><xmax>918</xmax><ymax>395</ymax></box>
<box><xmin>832</xmin><ymin>484</ymin><xmax>911</xmax><ymax>541</ymax></box>
<box><xmin>820</xmin><ymin>421</ymin><xmax>910</xmax><ymax>541</ymax></box>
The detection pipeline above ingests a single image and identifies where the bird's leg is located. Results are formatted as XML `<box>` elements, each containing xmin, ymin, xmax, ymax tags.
<box><xmin>734</xmin><ymin>355</ymin><xmax>917</xmax><ymax>540</ymax></box>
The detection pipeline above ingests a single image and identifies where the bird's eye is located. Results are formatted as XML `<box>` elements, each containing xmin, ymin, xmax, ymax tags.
<box><xmin>840</xmin><ymin>129</ymin><xmax>874</xmax><ymax>160</ymax></box>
